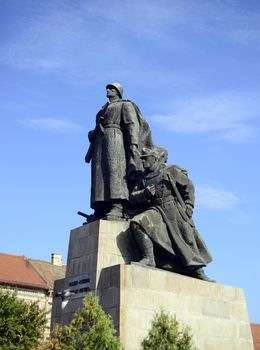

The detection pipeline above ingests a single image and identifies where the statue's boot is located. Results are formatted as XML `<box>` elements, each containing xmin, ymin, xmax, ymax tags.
<box><xmin>90</xmin><ymin>202</ymin><xmax>110</xmax><ymax>221</ymax></box>
<box><xmin>191</xmin><ymin>267</ymin><xmax>215</xmax><ymax>282</ymax></box>
<box><xmin>132</xmin><ymin>224</ymin><xmax>156</xmax><ymax>267</ymax></box>
<box><xmin>105</xmin><ymin>202</ymin><xmax>125</xmax><ymax>221</ymax></box>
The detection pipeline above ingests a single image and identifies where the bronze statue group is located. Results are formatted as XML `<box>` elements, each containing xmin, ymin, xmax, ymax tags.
<box><xmin>85</xmin><ymin>83</ymin><xmax>214</xmax><ymax>282</ymax></box>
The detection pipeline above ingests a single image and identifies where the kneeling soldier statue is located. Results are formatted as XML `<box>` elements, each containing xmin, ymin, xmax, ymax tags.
<box><xmin>129</xmin><ymin>146</ymin><xmax>214</xmax><ymax>282</ymax></box>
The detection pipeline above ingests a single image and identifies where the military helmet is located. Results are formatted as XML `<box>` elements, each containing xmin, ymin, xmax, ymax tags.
<box><xmin>140</xmin><ymin>147</ymin><xmax>158</xmax><ymax>159</ymax></box>
<box><xmin>140</xmin><ymin>146</ymin><xmax>168</xmax><ymax>163</ymax></box>
<box><xmin>106</xmin><ymin>82</ymin><xmax>123</xmax><ymax>98</ymax></box>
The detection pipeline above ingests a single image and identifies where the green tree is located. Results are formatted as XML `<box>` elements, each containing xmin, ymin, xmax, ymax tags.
<box><xmin>0</xmin><ymin>289</ymin><xmax>47</xmax><ymax>350</ymax></box>
<box><xmin>141</xmin><ymin>309</ymin><xmax>197</xmax><ymax>350</ymax></box>
<box><xmin>43</xmin><ymin>293</ymin><xmax>123</xmax><ymax>350</ymax></box>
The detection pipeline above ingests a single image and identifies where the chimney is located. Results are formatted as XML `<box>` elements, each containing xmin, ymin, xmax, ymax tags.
<box><xmin>51</xmin><ymin>253</ymin><xmax>62</xmax><ymax>266</ymax></box>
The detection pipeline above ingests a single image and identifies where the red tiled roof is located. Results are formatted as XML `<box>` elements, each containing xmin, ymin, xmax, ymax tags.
<box><xmin>0</xmin><ymin>253</ymin><xmax>48</xmax><ymax>290</ymax></box>
<box><xmin>251</xmin><ymin>324</ymin><xmax>260</xmax><ymax>350</ymax></box>
<box><xmin>29</xmin><ymin>259</ymin><xmax>66</xmax><ymax>289</ymax></box>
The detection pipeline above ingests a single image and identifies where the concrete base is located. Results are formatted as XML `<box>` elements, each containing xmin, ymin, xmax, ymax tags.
<box><xmin>52</xmin><ymin>221</ymin><xmax>254</xmax><ymax>350</ymax></box>
<box><xmin>52</xmin><ymin>220</ymin><xmax>135</xmax><ymax>326</ymax></box>
<box><xmin>99</xmin><ymin>263</ymin><xmax>254</xmax><ymax>350</ymax></box>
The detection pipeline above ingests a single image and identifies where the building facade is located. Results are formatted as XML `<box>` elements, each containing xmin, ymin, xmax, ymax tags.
<box><xmin>0</xmin><ymin>252</ymin><xmax>66</xmax><ymax>338</ymax></box>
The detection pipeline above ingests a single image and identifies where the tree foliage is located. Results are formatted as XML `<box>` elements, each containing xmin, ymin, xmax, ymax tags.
<box><xmin>141</xmin><ymin>309</ymin><xmax>197</xmax><ymax>350</ymax></box>
<box><xmin>0</xmin><ymin>289</ymin><xmax>47</xmax><ymax>350</ymax></box>
<box><xmin>43</xmin><ymin>293</ymin><xmax>123</xmax><ymax>350</ymax></box>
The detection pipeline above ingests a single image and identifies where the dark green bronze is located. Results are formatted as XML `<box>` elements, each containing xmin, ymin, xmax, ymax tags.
<box><xmin>129</xmin><ymin>146</ymin><xmax>214</xmax><ymax>281</ymax></box>
<box><xmin>85</xmin><ymin>84</ymin><xmax>213</xmax><ymax>281</ymax></box>
<box><xmin>85</xmin><ymin>83</ymin><xmax>153</xmax><ymax>221</ymax></box>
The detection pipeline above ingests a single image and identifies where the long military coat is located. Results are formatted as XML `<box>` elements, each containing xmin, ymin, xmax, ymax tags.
<box><xmin>130</xmin><ymin>165</ymin><xmax>212</xmax><ymax>268</ymax></box>
<box><xmin>87</xmin><ymin>100</ymin><xmax>140</xmax><ymax>209</ymax></box>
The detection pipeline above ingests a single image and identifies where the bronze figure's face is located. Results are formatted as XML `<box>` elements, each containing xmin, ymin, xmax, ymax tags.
<box><xmin>142</xmin><ymin>155</ymin><xmax>158</xmax><ymax>171</ymax></box>
<box><xmin>106</xmin><ymin>85</ymin><xmax>120</xmax><ymax>99</ymax></box>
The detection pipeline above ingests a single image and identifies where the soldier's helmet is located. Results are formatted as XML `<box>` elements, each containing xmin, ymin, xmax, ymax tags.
<box><xmin>141</xmin><ymin>146</ymin><xmax>168</xmax><ymax>163</ymax></box>
<box><xmin>106</xmin><ymin>82</ymin><xmax>123</xmax><ymax>98</ymax></box>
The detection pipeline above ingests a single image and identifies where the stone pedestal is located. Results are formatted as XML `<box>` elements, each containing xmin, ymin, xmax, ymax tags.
<box><xmin>52</xmin><ymin>220</ymin><xmax>135</xmax><ymax>326</ymax></box>
<box><xmin>52</xmin><ymin>221</ymin><xmax>254</xmax><ymax>350</ymax></box>
<box><xmin>99</xmin><ymin>264</ymin><xmax>254</xmax><ymax>350</ymax></box>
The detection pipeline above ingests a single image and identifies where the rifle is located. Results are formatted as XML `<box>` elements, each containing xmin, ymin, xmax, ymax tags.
<box><xmin>77</xmin><ymin>211</ymin><xmax>91</xmax><ymax>220</ymax></box>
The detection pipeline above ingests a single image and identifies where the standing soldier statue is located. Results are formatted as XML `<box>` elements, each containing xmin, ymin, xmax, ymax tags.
<box><xmin>85</xmin><ymin>83</ymin><xmax>153</xmax><ymax>221</ymax></box>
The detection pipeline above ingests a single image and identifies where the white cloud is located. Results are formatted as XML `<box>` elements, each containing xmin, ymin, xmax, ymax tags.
<box><xmin>229</xmin><ymin>28</ymin><xmax>260</xmax><ymax>45</ymax></box>
<box><xmin>18</xmin><ymin>118</ymin><xmax>83</xmax><ymax>134</ymax></box>
<box><xmin>88</xmin><ymin>0</ymin><xmax>260</xmax><ymax>45</ymax></box>
<box><xmin>1</xmin><ymin>0</ymin><xmax>260</xmax><ymax>76</ymax></box>
<box><xmin>151</xmin><ymin>91</ymin><xmax>260</xmax><ymax>142</ymax></box>
<box><xmin>195</xmin><ymin>184</ymin><xmax>240</xmax><ymax>210</ymax></box>
<box><xmin>0</xmin><ymin>1</ymin><xmax>147</xmax><ymax>75</ymax></box>
<box><xmin>218</xmin><ymin>126</ymin><xmax>253</xmax><ymax>143</ymax></box>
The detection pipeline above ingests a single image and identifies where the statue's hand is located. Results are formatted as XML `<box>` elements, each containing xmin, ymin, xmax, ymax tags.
<box><xmin>127</xmin><ymin>161</ymin><xmax>137</xmax><ymax>181</ymax></box>
<box><xmin>144</xmin><ymin>185</ymin><xmax>156</xmax><ymax>199</ymax></box>
<box><xmin>155</xmin><ymin>186</ymin><xmax>163</xmax><ymax>198</ymax></box>
<box><xmin>88</xmin><ymin>130</ymin><xmax>96</xmax><ymax>142</ymax></box>
<box><xmin>186</xmin><ymin>204</ymin><xmax>193</xmax><ymax>218</ymax></box>
<box><xmin>129</xmin><ymin>144</ymin><xmax>140</xmax><ymax>159</ymax></box>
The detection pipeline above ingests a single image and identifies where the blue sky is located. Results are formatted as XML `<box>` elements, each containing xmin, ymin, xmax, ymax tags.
<box><xmin>1</xmin><ymin>0</ymin><xmax>260</xmax><ymax>323</ymax></box>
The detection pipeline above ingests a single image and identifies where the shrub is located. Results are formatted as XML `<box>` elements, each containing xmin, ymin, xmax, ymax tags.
<box><xmin>43</xmin><ymin>293</ymin><xmax>123</xmax><ymax>350</ymax></box>
<box><xmin>141</xmin><ymin>309</ymin><xmax>197</xmax><ymax>350</ymax></box>
<box><xmin>0</xmin><ymin>289</ymin><xmax>46</xmax><ymax>350</ymax></box>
